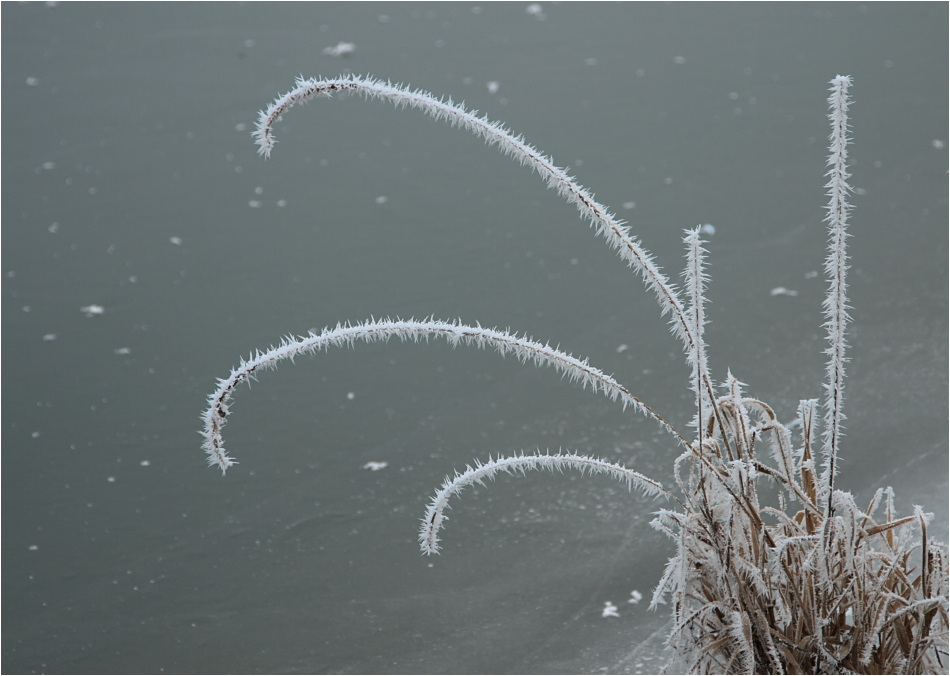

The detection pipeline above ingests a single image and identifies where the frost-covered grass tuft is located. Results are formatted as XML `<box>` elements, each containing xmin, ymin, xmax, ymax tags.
<box><xmin>200</xmin><ymin>75</ymin><xmax>948</xmax><ymax>673</ymax></box>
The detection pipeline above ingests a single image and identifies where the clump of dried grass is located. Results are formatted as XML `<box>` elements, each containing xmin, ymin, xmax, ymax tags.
<box><xmin>646</xmin><ymin>78</ymin><xmax>948</xmax><ymax>673</ymax></box>
<box><xmin>653</xmin><ymin>391</ymin><xmax>948</xmax><ymax>673</ymax></box>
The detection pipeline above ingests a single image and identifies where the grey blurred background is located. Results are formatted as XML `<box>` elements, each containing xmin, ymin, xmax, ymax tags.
<box><xmin>3</xmin><ymin>3</ymin><xmax>946</xmax><ymax>673</ymax></box>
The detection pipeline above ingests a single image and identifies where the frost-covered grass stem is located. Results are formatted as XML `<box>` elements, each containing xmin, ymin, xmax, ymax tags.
<box><xmin>420</xmin><ymin>452</ymin><xmax>676</xmax><ymax>554</ymax></box>
<box><xmin>253</xmin><ymin>75</ymin><xmax>698</xmax><ymax>362</ymax></box>
<box><xmin>200</xmin><ymin>318</ymin><xmax>686</xmax><ymax>472</ymax></box>
<box><xmin>821</xmin><ymin>75</ymin><xmax>852</xmax><ymax>504</ymax></box>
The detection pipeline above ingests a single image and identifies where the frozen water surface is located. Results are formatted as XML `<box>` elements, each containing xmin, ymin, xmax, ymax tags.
<box><xmin>3</xmin><ymin>3</ymin><xmax>946</xmax><ymax>673</ymax></box>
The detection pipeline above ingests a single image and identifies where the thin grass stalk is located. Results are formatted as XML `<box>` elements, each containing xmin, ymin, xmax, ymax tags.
<box><xmin>797</xmin><ymin>399</ymin><xmax>820</xmax><ymax>527</ymax></box>
<box><xmin>419</xmin><ymin>451</ymin><xmax>676</xmax><ymax>554</ymax></box>
<box><xmin>683</xmin><ymin>228</ymin><xmax>711</xmax><ymax>440</ymax></box>
<box><xmin>253</xmin><ymin>75</ymin><xmax>696</xmax><ymax>356</ymax></box>
<box><xmin>200</xmin><ymin>317</ymin><xmax>687</xmax><ymax>472</ymax></box>
<box><xmin>682</xmin><ymin>228</ymin><xmax>737</xmax><ymax>464</ymax></box>
<box><xmin>821</xmin><ymin>75</ymin><xmax>853</xmax><ymax>508</ymax></box>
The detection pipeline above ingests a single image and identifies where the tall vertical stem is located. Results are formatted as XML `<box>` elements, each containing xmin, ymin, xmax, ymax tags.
<box><xmin>821</xmin><ymin>75</ymin><xmax>853</xmax><ymax>511</ymax></box>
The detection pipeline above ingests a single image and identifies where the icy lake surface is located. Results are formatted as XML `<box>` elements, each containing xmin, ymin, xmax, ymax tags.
<box><xmin>4</xmin><ymin>4</ymin><xmax>946</xmax><ymax>673</ymax></box>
